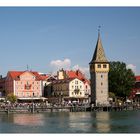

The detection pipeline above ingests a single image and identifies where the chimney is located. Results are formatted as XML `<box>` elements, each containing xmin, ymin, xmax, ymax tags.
<box><xmin>76</xmin><ymin>70</ymin><xmax>79</xmax><ymax>76</ymax></box>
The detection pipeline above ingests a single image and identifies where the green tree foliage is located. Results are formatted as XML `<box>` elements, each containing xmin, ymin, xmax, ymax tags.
<box><xmin>109</xmin><ymin>61</ymin><xmax>135</xmax><ymax>98</ymax></box>
<box><xmin>109</xmin><ymin>92</ymin><xmax>116</xmax><ymax>99</ymax></box>
<box><xmin>6</xmin><ymin>93</ymin><xmax>17</xmax><ymax>103</ymax></box>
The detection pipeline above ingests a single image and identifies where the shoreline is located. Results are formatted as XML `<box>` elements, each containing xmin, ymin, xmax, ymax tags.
<box><xmin>0</xmin><ymin>105</ymin><xmax>140</xmax><ymax>114</ymax></box>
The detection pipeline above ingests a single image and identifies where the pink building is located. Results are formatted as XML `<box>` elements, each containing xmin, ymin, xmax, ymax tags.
<box><xmin>5</xmin><ymin>71</ymin><xmax>43</xmax><ymax>100</ymax></box>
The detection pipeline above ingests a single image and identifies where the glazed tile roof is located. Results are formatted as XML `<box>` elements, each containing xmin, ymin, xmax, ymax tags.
<box><xmin>90</xmin><ymin>33</ymin><xmax>108</xmax><ymax>64</ymax></box>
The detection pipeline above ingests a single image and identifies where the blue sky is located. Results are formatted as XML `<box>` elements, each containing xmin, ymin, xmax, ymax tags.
<box><xmin>0</xmin><ymin>7</ymin><xmax>140</xmax><ymax>77</ymax></box>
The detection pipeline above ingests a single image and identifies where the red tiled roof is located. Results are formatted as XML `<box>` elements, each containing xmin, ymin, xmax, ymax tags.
<box><xmin>66</xmin><ymin>70</ymin><xmax>90</xmax><ymax>85</ymax></box>
<box><xmin>135</xmin><ymin>76</ymin><xmax>140</xmax><ymax>81</ymax></box>
<box><xmin>8</xmin><ymin>71</ymin><xmax>43</xmax><ymax>81</ymax></box>
<box><xmin>39</xmin><ymin>75</ymin><xmax>49</xmax><ymax>80</ymax></box>
<box><xmin>66</xmin><ymin>70</ymin><xmax>78</xmax><ymax>78</ymax></box>
<box><xmin>31</xmin><ymin>72</ymin><xmax>43</xmax><ymax>80</ymax></box>
<box><xmin>8</xmin><ymin>71</ymin><xmax>24</xmax><ymax>79</ymax></box>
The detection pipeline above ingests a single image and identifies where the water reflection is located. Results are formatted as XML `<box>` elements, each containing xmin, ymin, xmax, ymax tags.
<box><xmin>0</xmin><ymin>111</ymin><xmax>140</xmax><ymax>133</ymax></box>
<box><xmin>95</xmin><ymin>112</ymin><xmax>111</xmax><ymax>133</ymax></box>
<box><xmin>68</xmin><ymin>112</ymin><xmax>92</xmax><ymax>132</ymax></box>
<box><xmin>13</xmin><ymin>114</ymin><xmax>44</xmax><ymax>126</ymax></box>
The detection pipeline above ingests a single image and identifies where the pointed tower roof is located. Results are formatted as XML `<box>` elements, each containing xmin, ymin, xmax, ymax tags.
<box><xmin>90</xmin><ymin>31</ymin><xmax>108</xmax><ymax>64</ymax></box>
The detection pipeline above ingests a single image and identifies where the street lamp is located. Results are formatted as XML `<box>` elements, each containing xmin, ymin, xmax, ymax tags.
<box><xmin>32</xmin><ymin>92</ymin><xmax>35</xmax><ymax>113</ymax></box>
<box><xmin>61</xmin><ymin>92</ymin><xmax>63</xmax><ymax>107</ymax></box>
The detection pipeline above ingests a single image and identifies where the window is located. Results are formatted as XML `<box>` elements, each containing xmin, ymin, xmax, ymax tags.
<box><xmin>103</xmin><ymin>64</ymin><xmax>107</xmax><ymax>68</ymax></box>
<box><xmin>101</xmin><ymin>75</ymin><xmax>103</xmax><ymax>78</ymax></box>
<box><xmin>101</xmin><ymin>82</ymin><xmax>103</xmax><ymax>86</ymax></box>
<box><xmin>98</xmin><ymin>64</ymin><xmax>101</xmax><ymax>68</ymax></box>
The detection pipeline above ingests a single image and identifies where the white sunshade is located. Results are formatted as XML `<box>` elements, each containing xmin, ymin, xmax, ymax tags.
<box><xmin>126</xmin><ymin>99</ymin><xmax>131</xmax><ymax>103</ymax></box>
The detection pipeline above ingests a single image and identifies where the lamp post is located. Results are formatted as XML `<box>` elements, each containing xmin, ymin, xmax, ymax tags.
<box><xmin>32</xmin><ymin>92</ymin><xmax>35</xmax><ymax>113</ymax></box>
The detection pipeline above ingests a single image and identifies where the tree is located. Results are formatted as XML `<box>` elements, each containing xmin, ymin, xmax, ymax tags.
<box><xmin>109</xmin><ymin>92</ymin><xmax>116</xmax><ymax>99</ymax></box>
<box><xmin>6</xmin><ymin>93</ymin><xmax>17</xmax><ymax>103</ymax></box>
<box><xmin>109</xmin><ymin>61</ymin><xmax>135</xmax><ymax>99</ymax></box>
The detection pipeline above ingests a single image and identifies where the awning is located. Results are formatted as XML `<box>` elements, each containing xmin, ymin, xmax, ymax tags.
<box><xmin>18</xmin><ymin>97</ymin><xmax>47</xmax><ymax>100</ymax></box>
<box><xmin>0</xmin><ymin>97</ymin><xmax>5</xmax><ymax>100</ymax></box>
<box><xmin>126</xmin><ymin>99</ymin><xmax>131</xmax><ymax>103</ymax></box>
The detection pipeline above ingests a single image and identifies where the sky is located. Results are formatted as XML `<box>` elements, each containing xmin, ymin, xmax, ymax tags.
<box><xmin>0</xmin><ymin>7</ymin><xmax>140</xmax><ymax>77</ymax></box>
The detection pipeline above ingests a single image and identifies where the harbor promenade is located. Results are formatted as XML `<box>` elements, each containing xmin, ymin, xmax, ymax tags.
<box><xmin>0</xmin><ymin>102</ymin><xmax>140</xmax><ymax>114</ymax></box>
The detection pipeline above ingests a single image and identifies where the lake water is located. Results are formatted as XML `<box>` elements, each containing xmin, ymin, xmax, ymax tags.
<box><xmin>0</xmin><ymin>110</ymin><xmax>140</xmax><ymax>133</ymax></box>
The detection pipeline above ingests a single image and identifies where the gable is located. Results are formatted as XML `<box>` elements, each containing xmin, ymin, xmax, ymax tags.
<box><xmin>20</xmin><ymin>71</ymin><xmax>36</xmax><ymax>81</ymax></box>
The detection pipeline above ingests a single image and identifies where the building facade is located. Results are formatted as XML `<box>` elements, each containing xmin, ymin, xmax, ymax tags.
<box><xmin>5</xmin><ymin>71</ymin><xmax>43</xmax><ymax>101</ymax></box>
<box><xmin>0</xmin><ymin>76</ymin><xmax>6</xmax><ymax>97</ymax></box>
<box><xmin>47</xmin><ymin>69</ymin><xmax>91</xmax><ymax>104</ymax></box>
<box><xmin>130</xmin><ymin>76</ymin><xmax>140</xmax><ymax>103</ymax></box>
<box><xmin>52</xmin><ymin>78</ymin><xmax>89</xmax><ymax>103</ymax></box>
<box><xmin>89</xmin><ymin>32</ymin><xmax>109</xmax><ymax>106</ymax></box>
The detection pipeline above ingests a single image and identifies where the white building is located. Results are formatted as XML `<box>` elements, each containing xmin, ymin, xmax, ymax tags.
<box><xmin>51</xmin><ymin>69</ymin><xmax>91</xmax><ymax>104</ymax></box>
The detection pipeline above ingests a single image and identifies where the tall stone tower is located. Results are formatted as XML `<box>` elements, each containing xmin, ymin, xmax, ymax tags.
<box><xmin>89</xmin><ymin>31</ymin><xmax>109</xmax><ymax>106</ymax></box>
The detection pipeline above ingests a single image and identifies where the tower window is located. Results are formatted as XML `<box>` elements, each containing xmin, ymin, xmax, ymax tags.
<box><xmin>103</xmin><ymin>64</ymin><xmax>107</xmax><ymax>68</ymax></box>
<box><xmin>101</xmin><ymin>82</ymin><xmax>103</xmax><ymax>86</ymax></box>
<box><xmin>101</xmin><ymin>75</ymin><xmax>103</xmax><ymax>78</ymax></box>
<box><xmin>98</xmin><ymin>64</ymin><xmax>101</xmax><ymax>68</ymax></box>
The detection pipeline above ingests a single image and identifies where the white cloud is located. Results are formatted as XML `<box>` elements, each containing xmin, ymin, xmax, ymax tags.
<box><xmin>73</xmin><ymin>64</ymin><xmax>90</xmax><ymax>78</ymax></box>
<box><xmin>127</xmin><ymin>64</ymin><xmax>136</xmax><ymax>73</ymax></box>
<box><xmin>50</xmin><ymin>58</ymin><xmax>71</xmax><ymax>71</ymax></box>
<box><xmin>50</xmin><ymin>58</ymin><xmax>90</xmax><ymax>78</ymax></box>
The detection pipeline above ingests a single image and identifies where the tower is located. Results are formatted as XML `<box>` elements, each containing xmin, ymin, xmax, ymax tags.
<box><xmin>89</xmin><ymin>30</ymin><xmax>109</xmax><ymax>106</ymax></box>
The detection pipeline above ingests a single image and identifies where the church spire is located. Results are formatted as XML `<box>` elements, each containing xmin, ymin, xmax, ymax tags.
<box><xmin>90</xmin><ymin>27</ymin><xmax>108</xmax><ymax>64</ymax></box>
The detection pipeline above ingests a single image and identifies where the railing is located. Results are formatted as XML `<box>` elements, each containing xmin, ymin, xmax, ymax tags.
<box><xmin>0</xmin><ymin>103</ymin><xmax>140</xmax><ymax>114</ymax></box>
